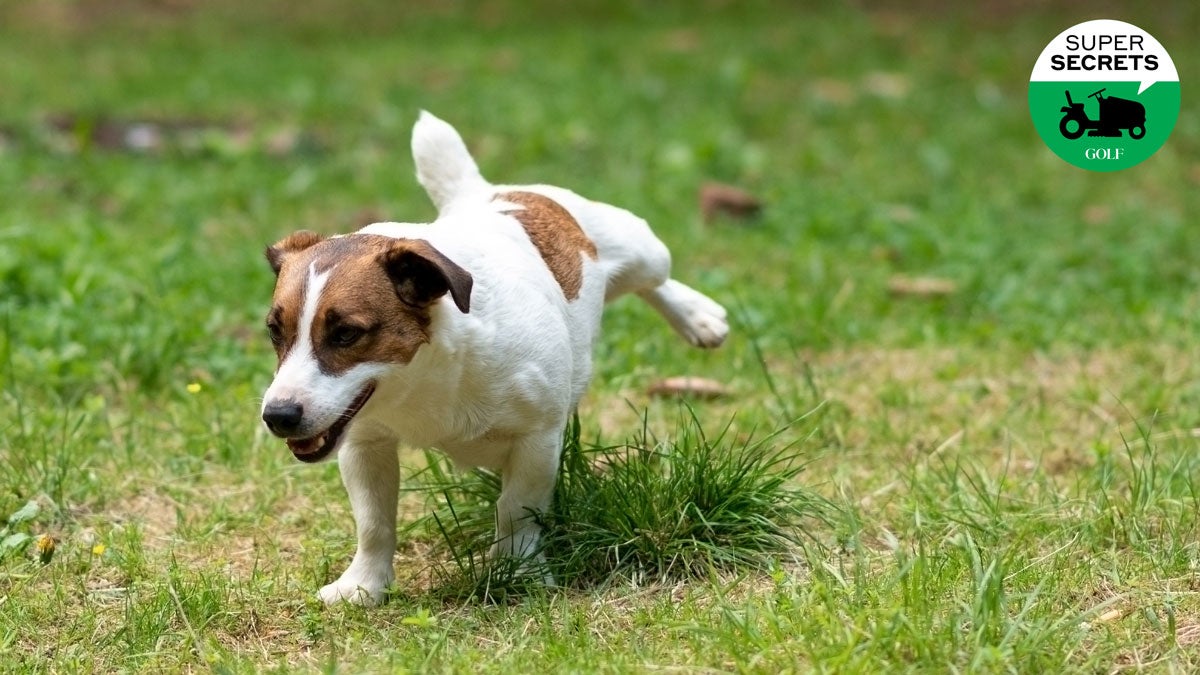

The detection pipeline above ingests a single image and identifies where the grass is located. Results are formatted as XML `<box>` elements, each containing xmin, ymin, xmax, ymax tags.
<box><xmin>3</xmin><ymin>0</ymin><xmax>1200</xmax><ymax>671</ymax></box>
<box><xmin>413</xmin><ymin>411</ymin><xmax>828</xmax><ymax>600</ymax></box>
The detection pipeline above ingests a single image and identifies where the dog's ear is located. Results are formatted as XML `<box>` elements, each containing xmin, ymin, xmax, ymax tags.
<box><xmin>265</xmin><ymin>231</ymin><xmax>324</xmax><ymax>276</ymax></box>
<box><xmin>379</xmin><ymin>240</ymin><xmax>473</xmax><ymax>314</ymax></box>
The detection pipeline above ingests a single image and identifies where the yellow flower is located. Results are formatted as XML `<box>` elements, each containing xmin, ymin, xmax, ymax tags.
<box><xmin>186</xmin><ymin>382</ymin><xmax>202</xmax><ymax>394</ymax></box>
<box><xmin>36</xmin><ymin>534</ymin><xmax>56</xmax><ymax>564</ymax></box>
<box><xmin>92</xmin><ymin>543</ymin><xmax>106</xmax><ymax>556</ymax></box>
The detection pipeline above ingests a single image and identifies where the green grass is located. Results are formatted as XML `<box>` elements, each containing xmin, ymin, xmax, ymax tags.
<box><xmin>413</xmin><ymin>411</ymin><xmax>829</xmax><ymax>600</ymax></box>
<box><xmin>4</xmin><ymin>0</ymin><xmax>1200</xmax><ymax>671</ymax></box>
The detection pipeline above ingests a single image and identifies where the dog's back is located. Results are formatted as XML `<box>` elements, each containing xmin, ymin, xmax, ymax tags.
<box><xmin>410</xmin><ymin>112</ymin><xmax>729</xmax><ymax>351</ymax></box>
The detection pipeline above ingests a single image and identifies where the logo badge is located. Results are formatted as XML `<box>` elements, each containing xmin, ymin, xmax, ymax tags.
<box><xmin>1029</xmin><ymin>19</ymin><xmax>1179</xmax><ymax>172</ymax></box>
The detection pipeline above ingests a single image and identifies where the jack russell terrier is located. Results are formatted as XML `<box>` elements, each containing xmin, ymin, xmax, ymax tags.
<box><xmin>260</xmin><ymin>112</ymin><xmax>728</xmax><ymax>605</ymax></box>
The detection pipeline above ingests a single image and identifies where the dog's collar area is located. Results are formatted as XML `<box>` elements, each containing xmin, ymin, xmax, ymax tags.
<box><xmin>286</xmin><ymin>382</ymin><xmax>377</xmax><ymax>463</ymax></box>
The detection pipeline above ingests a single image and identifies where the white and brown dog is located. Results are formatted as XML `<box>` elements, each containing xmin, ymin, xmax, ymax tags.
<box><xmin>260</xmin><ymin>112</ymin><xmax>728</xmax><ymax>605</ymax></box>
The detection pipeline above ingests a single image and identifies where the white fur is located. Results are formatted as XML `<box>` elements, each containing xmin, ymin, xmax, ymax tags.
<box><xmin>263</xmin><ymin>111</ymin><xmax>728</xmax><ymax>605</ymax></box>
<box><xmin>412</xmin><ymin>111</ymin><xmax>491</xmax><ymax>213</ymax></box>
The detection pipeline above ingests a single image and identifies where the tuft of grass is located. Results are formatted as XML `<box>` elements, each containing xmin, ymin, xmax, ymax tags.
<box><xmin>411</xmin><ymin>408</ymin><xmax>831</xmax><ymax>597</ymax></box>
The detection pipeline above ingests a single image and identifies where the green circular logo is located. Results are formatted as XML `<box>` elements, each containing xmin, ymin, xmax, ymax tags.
<box><xmin>1029</xmin><ymin>19</ymin><xmax>1180</xmax><ymax>172</ymax></box>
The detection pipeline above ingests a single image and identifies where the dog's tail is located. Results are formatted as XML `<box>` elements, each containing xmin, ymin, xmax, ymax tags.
<box><xmin>412</xmin><ymin>111</ymin><xmax>490</xmax><ymax>213</ymax></box>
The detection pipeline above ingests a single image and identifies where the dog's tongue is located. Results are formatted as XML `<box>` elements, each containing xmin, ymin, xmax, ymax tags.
<box><xmin>287</xmin><ymin>434</ymin><xmax>325</xmax><ymax>457</ymax></box>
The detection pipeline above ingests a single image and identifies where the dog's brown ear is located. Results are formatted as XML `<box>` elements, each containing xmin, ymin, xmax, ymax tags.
<box><xmin>379</xmin><ymin>239</ymin><xmax>473</xmax><ymax>314</ymax></box>
<box><xmin>265</xmin><ymin>231</ymin><xmax>324</xmax><ymax>276</ymax></box>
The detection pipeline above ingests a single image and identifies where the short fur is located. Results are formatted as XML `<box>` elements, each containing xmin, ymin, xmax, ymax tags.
<box><xmin>260</xmin><ymin>111</ymin><xmax>729</xmax><ymax>605</ymax></box>
<box><xmin>494</xmin><ymin>191</ymin><xmax>598</xmax><ymax>300</ymax></box>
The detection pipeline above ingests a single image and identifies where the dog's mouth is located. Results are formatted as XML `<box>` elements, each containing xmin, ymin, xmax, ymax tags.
<box><xmin>286</xmin><ymin>383</ymin><xmax>376</xmax><ymax>463</ymax></box>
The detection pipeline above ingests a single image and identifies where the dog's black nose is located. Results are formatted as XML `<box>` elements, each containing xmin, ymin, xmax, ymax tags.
<box><xmin>263</xmin><ymin>400</ymin><xmax>304</xmax><ymax>436</ymax></box>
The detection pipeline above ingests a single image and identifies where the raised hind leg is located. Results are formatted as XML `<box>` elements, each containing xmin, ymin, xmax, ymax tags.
<box><xmin>537</xmin><ymin>187</ymin><xmax>730</xmax><ymax>348</ymax></box>
<box><xmin>586</xmin><ymin>208</ymin><xmax>728</xmax><ymax>348</ymax></box>
<box><xmin>638</xmin><ymin>279</ymin><xmax>728</xmax><ymax>349</ymax></box>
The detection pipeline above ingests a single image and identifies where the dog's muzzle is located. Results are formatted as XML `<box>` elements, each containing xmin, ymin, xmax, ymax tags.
<box><xmin>262</xmin><ymin>383</ymin><xmax>377</xmax><ymax>463</ymax></box>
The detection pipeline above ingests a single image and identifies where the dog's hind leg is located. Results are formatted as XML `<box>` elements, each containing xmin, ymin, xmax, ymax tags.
<box><xmin>570</xmin><ymin>198</ymin><xmax>728</xmax><ymax>349</ymax></box>
<box><xmin>490</xmin><ymin>429</ymin><xmax>560</xmax><ymax>584</ymax></box>
<box><xmin>637</xmin><ymin>279</ymin><xmax>728</xmax><ymax>349</ymax></box>
<box><xmin>319</xmin><ymin>432</ymin><xmax>399</xmax><ymax>606</ymax></box>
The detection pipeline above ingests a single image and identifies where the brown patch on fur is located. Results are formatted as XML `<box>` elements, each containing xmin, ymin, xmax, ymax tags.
<box><xmin>266</xmin><ymin>234</ymin><xmax>472</xmax><ymax>375</ymax></box>
<box><xmin>266</xmin><ymin>230</ymin><xmax>323</xmax><ymax>275</ymax></box>
<box><xmin>495</xmin><ymin>191</ymin><xmax>597</xmax><ymax>300</ymax></box>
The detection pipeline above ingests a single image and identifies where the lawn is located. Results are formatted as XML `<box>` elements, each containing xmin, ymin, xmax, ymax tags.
<box><xmin>3</xmin><ymin>0</ymin><xmax>1200</xmax><ymax>671</ymax></box>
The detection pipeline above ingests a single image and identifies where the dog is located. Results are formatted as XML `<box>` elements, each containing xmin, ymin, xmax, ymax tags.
<box><xmin>259</xmin><ymin>112</ymin><xmax>728</xmax><ymax>605</ymax></box>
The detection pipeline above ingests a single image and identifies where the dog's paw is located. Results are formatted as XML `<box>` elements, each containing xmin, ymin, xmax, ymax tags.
<box><xmin>672</xmin><ymin>292</ymin><xmax>729</xmax><ymax>349</ymax></box>
<box><xmin>648</xmin><ymin>280</ymin><xmax>729</xmax><ymax>349</ymax></box>
<box><xmin>318</xmin><ymin>572</ymin><xmax>392</xmax><ymax>606</ymax></box>
<box><xmin>488</xmin><ymin>530</ymin><xmax>555</xmax><ymax>585</ymax></box>
<box><xmin>680</xmin><ymin>307</ymin><xmax>729</xmax><ymax>349</ymax></box>
<box><xmin>487</xmin><ymin>545</ymin><xmax>556</xmax><ymax>586</ymax></box>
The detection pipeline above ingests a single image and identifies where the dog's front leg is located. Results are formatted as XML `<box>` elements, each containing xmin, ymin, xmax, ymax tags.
<box><xmin>491</xmin><ymin>429</ymin><xmax>561</xmax><ymax>584</ymax></box>
<box><xmin>319</xmin><ymin>433</ymin><xmax>399</xmax><ymax>606</ymax></box>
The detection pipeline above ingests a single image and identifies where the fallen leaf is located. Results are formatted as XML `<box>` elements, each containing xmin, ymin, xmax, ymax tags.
<box><xmin>887</xmin><ymin>275</ymin><xmax>957</xmax><ymax>298</ymax></box>
<box><xmin>699</xmin><ymin>182</ymin><xmax>763</xmax><ymax>223</ymax></box>
<box><xmin>647</xmin><ymin>376</ymin><xmax>731</xmax><ymax>400</ymax></box>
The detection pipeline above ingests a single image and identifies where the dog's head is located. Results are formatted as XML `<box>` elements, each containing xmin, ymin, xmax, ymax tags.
<box><xmin>259</xmin><ymin>231</ymin><xmax>472</xmax><ymax>462</ymax></box>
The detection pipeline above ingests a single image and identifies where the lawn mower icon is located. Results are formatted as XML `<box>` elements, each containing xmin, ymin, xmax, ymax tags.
<box><xmin>1059</xmin><ymin>88</ymin><xmax>1146</xmax><ymax>140</ymax></box>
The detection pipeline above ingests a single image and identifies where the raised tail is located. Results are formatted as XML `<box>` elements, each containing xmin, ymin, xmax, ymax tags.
<box><xmin>411</xmin><ymin>111</ymin><xmax>490</xmax><ymax>212</ymax></box>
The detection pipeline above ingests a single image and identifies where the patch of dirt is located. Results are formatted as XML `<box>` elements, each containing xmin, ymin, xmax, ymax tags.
<box><xmin>42</xmin><ymin>114</ymin><xmax>323</xmax><ymax>157</ymax></box>
<box><xmin>754</xmin><ymin>343</ymin><xmax>1200</xmax><ymax>491</ymax></box>
<box><xmin>108</xmin><ymin>489</ymin><xmax>181</xmax><ymax>540</ymax></box>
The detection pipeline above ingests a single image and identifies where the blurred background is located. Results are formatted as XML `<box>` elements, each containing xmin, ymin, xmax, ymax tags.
<box><xmin>2</xmin><ymin>2</ymin><xmax>1200</xmax><ymax>670</ymax></box>
<box><xmin>2</xmin><ymin>1</ymin><xmax>1196</xmax><ymax>393</ymax></box>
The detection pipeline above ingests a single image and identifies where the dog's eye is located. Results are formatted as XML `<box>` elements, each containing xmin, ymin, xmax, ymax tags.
<box><xmin>266</xmin><ymin>322</ymin><xmax>284</xmax><ymax>347</ymax></box>
<box><xmin>329</xmin><ymin>325</ymin><xmax>365</xmax><ymax>348</ymax></box>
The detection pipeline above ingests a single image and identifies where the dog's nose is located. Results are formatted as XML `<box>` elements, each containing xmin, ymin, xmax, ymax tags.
<box><xmin>263</xmin><ymin>400</ymin><xmax>304</xmax><ymax>436</ymax></box>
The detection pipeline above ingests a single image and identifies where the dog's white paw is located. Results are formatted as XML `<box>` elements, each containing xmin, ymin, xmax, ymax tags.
<box><xmin>644</xmin><ymin>280</ymin><xmax>729</xmax><ymax>349</ymax></box>
<box><xmin>488</xmin><ymin>530</ymin><xmax>555</xmax><ymax>585</ymax></box>
<box><xmin>318</xmin><ymin>571</ymin><xmax>392</xmax><ymax>606</ymax></box>
<box><xmin>671</xmin><ymin>290</ymin><xmax>729</xmax><ymax>349</ymax></box>
<box><xmin>679</xmin><ymin>308</ymin><xmax>729</xmax><ymax>349</ymax></box>
<box><xmin>487</xmin><ymin>547</ymin><xmax>556</xmax><ymax>586</ymax></box>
